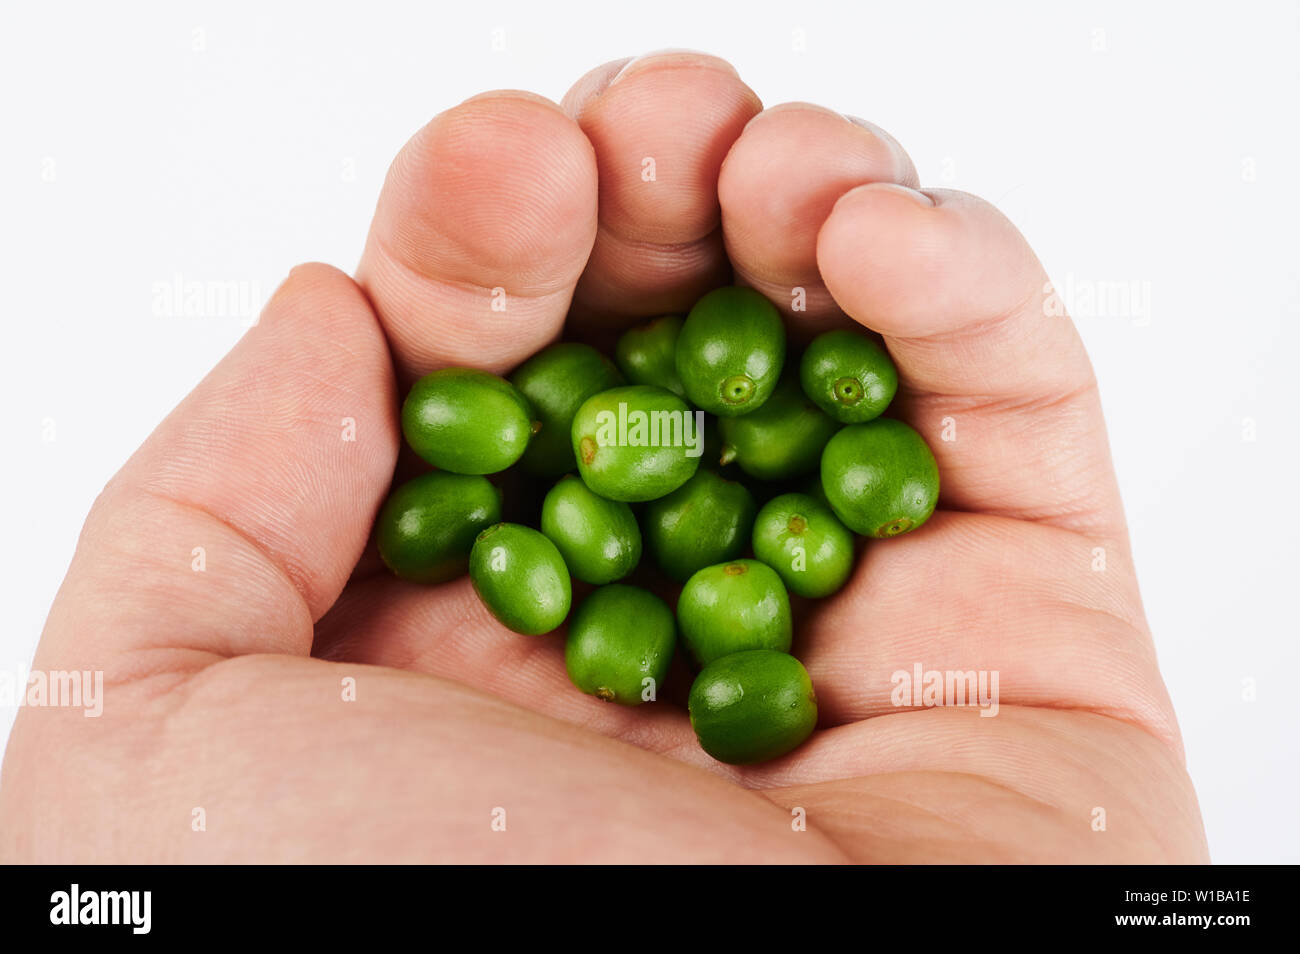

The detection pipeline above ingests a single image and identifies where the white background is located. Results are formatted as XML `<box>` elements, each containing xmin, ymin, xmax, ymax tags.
<box><xmin>1</xmin><ymin>0</ymin><xmax>1297</xmax><ymax>863</ymax></box>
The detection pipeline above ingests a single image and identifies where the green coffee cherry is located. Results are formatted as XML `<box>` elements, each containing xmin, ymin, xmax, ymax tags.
<box><xmin>820</xmin><ymin>419</ymin><xmax>940</xmax><ymax>537</ymax></box>
<box><xmin>752</xmin><ymin>493</ymin><xmax>854</xmax><ymax>598</ymax></box>
<box><xmin>564</xmin><ymin>585</ymin><xmax>676</xmax><ymax>705</ymax></box>
<box><xmin>677</xmin><ymin>559</ymin><xmax>792</xmax><ymax>666</ymax></box>
<box><xmin>510</xmin><ymin>343</ymin><xmax>624</xmax><ymax>478</ymax></box>
<box><xmin>469</xmin><ymin>523</ymin><xmax>571</xmax><ymax>635</ymax></box>
<box><xmin>718</xmin><ymin>374</ymin><xmax>840</xmax><ymax>480</ymax></box>
<box><xmin>689</xmin><ymin>650</ymin><xmax>818</xmax><ymax>764</ymax></box>
<box><xmin>644</xmin><ymin>470</ymin><xmax>757</xmax><ymax>582</ymax></box>
<box><xmin>676</xmin><ymin>287</ymin><xmax>786</xmax><ymax>417</ymax></box>
<box><xmin>800</xmin><ymin>329</ymin><xmax>898</xmax><ymax>423</ymax></box>
<box><xmin>540</xmin><ymin>476</ymin><xmax>641</xmax><ymax>584</ymax></box>
<box><xmin>614</xmin><ymin>316</ymin><xmax>686</xmax><ymax>398</ymax></box>
<box><xmin>376</xmin><ymin>472</ymin><xmax>502</xmax><ymax>584</ymax></box>
<box><xmin>402</xmin><ymin>368</ymin><xmax>537</xmax><ymax>475</ymax></box>
<box><xmin>570</xmin><ymin>385</ymin><xmax>702</xmax><ymax>502</ymax></box>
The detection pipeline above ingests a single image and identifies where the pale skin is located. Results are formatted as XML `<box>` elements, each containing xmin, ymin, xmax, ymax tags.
<box><xmin>0</xmin><ymin>53</ymin><xmax>1208</xmax><ymax>863</ymax></box>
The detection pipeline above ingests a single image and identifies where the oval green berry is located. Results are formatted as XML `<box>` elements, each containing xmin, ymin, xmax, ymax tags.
<box><xmin>614</xmin><ymin>316</ymin><xmax>686</xmax><ymax>398</ymax></box>
<box><xmin>718</xmin><ymin>374</ymin><xmax>840</xmax><ymax>480</ymax></box>
<box><xmin>677</xmin><ymin>559</ymin><xmax>792</xmax><ymax>666</ymax></box>
<box><xmin>644</xmin><ymin>470</ymin><xmax>756</xmax><ymax>582</ymax></box>
<box><xmin>570</xmin><ymin>385</ymin><xmax>702</xmax><ymax>502</ymax></box>
<box><xmin>540</xmin><ymin>475</ymin><xmax>641</xmax><ymax>584</ymax></box>
<box><xmin>564</xmin><ymin>585</ymin><xmax>676</xmax><ymax>706</ymax></box>
<box><xmin>800</xmin><ymin>329</ymin><xmax>899</xmax><ymax>423</ymax></box>
<box><xmin>820</xmin><ymin>419</ymin><xmax>940</xmax><ymax>538</ymax></box>
<box><xmin>752</xmin><ymin>492</ymin><xmax>854</xmax><ymax>598</ymax></box>
<box><xmin>510</xmin><ymin>343</ymin><xmax>624</xmax><ymax>478</ymax></box>
<box><xmin>675</xmin><ymin>287</ymin><xmax>786</xmax><ymax>417</ymax></box>
<box><xmin>402</xmin><ymin>368</ymin><xmax>536</xmax><ymax>475</ymax></box>
<box><xmin>469</xmin><ymin>523</ymin><xmax>571</xmax><ymax>635</ymax></box>
<box><xmin>688</xmin><ymin>650</ymin><xmax>818</xmax><ymax>764</ymax></box>
<box><xmin>376</xmin><ymin>472</ymin><xmax>502</xmax><ymax>584</ymax></box>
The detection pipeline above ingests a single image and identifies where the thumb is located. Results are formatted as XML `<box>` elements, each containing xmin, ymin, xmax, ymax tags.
<box><xmin>34</xmin><ymin>263</ymin><xmax>398</xmax><ymax>683</ymax></box>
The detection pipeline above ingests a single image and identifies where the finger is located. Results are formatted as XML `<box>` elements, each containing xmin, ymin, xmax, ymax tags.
<box><xmin>788</xmin><ymin>512</ymin><xmax>1179</xmax><ymax>750</ymax></box>
<box><xmin>816</xmin><ymin>185</ymin><xmax>1126</xmax><ymax>536</ymax></box>
<box><xmin>739</xmin><ymin>706</ymin><xmax>1207</xmax><ymax>862</ymax></box>
<box><xmin>34</xmin><ymin>265</ymin><xmax>398</xmax><ymax>682</ymax></box>
<box><xmin>357</xmin><ymin>92</ymin><xmax>598</xmax><ymax>379</ymax></box>
<box><xmin>718</xmin><ymin>103</ymin><xmax>917</xmax><ymax>336</ymax></box>
<box><xmin>561</xmin><ymin>52</ymin><xmax>762</xmax><ymax>331</ymax></box>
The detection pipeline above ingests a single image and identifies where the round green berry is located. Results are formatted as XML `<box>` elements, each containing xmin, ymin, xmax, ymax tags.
<box><xmin>675</xmin><ymin>287</ymin><xmax>786</xmax><ymax>417</ymax></box>
<box><xmin>402</xmin><ymin>368</ymin><xmax>537</xmax><ymax>475</ymax></box>
<box><xmin>510</xmin><ymin>343</ymin><xmax>624</xmax><ymax>478</ymax></box>
<box><xmin>570</xmin><ymin>385</ymin><xmax>701</xmax><ymax>502</ymax></box>
<box><xmin>540</xmin><ymin>476</ymin><xmax>641</xmax><ymax>584</ymax></box>
<box><xmin>752</xmin><ymin>492</ymin><xmax>854</xmax><ymax>598</ymax></box>
<box><xmin>564</xmin><ymin>585</ymin><xmax>676</xmax><ymax>706</ymax></box>
<box><xmin>469</xmin><ymin>523</ymin><xmax>572</xmax><ymax>635</ymax></box>
<box><xmin>689</xmin><ymin>650</ymin><xmax>818</xmax><ymax>765</ymax></box>
<box><xmin>376</xmin><ymin>472</ymin><xmax>502</xmax><ymax>584</ymax></box>
<box><xmin>718</xmin><ymin>374</ymin><xmax>840</xmax><ymax>481</ymax></box>
<box><xmin>677</xmin><ymin>559</ymin><xmax>792</xmax><ymax>666</ymax></box>
<box><xmin>643</xmin><ymin>470</ymin><xmax>757</xmax><ymax>582</ymax></box>
<box><xmin>820</xmin><ymin>419</ymin><xmax>939</xmax><ymax>537</ymax></box>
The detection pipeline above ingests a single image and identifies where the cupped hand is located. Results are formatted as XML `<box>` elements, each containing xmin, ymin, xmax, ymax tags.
<box><xmin>0</xmin><ymin>53</ymin><xmax>1207</xmax><ymax>863</ymax></box>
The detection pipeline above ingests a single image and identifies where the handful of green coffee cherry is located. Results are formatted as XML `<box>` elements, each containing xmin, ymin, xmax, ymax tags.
<box><xmin>377</xmin><ymin>286</ymin><xmax>940</xmax><ymax>765</ymax></box>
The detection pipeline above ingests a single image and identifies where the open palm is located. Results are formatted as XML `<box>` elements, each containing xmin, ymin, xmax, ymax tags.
<box><xmin>0</xmin><ymin>53</ymin><xmax>1206</xmax><ymax>863</ymax></box>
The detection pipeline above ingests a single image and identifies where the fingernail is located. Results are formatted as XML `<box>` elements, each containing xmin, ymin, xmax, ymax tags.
<box><xmin>610</xmin><ymin>49</ymin><xmax>739</xmax><ymax>85</ymax></box>
<box><xmin>846</xmin><ymin>116</ymin><xmax>918</xmax><ymax>185</ymax></box>
<box><xmin>845</xmin><ymin>115</ymin><xmax>884</xmax><ymax>132</ymax></box>
<box><xmin>749</xmin><ymin>101</ymin><xmax>852</xmax><ymax>125</ymax></box>
<box><xmin>461</xmin><ymin>89</ymin><xmax>562</xmax><ymax>111</ymax></box>
<box><xmin>871</xmin><ymin>182</ymin><xmax>935</xmax><ymax>207</ymax></box>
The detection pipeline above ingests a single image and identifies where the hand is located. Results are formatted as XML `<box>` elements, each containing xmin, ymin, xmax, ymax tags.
<box><xmin>0</xmin><ymin>52</ymin><xmax>1207</xmax><ymax>863</ymax></box>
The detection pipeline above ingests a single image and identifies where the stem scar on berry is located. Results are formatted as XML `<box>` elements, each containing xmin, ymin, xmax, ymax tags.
<box><xmin>834</xmin><ymin>376</ymin><xmax>862</xmax><ymax>405</ymax></box>
<box><xmin>877</xmin><ymin>517</ymin><xmax>913</xmax><ymax>537</ymax></box>
<box><xmin>720</xmin><ymin>374</ymin><xmax>755</xmax><ymax>406</ymax></box>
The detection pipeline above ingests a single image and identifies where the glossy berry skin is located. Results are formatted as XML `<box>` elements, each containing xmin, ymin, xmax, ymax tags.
<box><xmin>820</xmin><ymin>419</ymin><xmax>940</xmax><ymax>538</ymax></box>
<box><xmin>751</xmin><ymin>492</ymin><xmax>854</xmax><ymax>598</ymax></box>
<box><xmin>675</xmin><ymin>287</ymin><xmax>786</xmax><ymax>417</ymax></box>
<box><xmin>718</xmin><ymin>374</ymin><xmax>840</xmax><ymax>481</ymax></box>
<box><xmin>510</xmin><ymin>343</ymin><xmax>624</xmax><ymax>478</ymax></box>
<box><xmin>643</xmin><ymin>470</ymin><xmax>757</xmax><ymax>582</ymax></box>
<box><xmin>614</xmin><ymin>316</ymin><xmax>686</xmax><ymax>398</ymax></box>
<box><xmin>376</xmin><ymin>472</ymin><xmax>502</xmax><ymax>584</ymax></box>
<box><xmin>402</xmin><ymin>368</ymin><xmax>537</xmax><ymax>475</ymax></box>
<box><xmin>688</xmin><ymin>650</ymin><xmax>818</xmax><ymax>765</ymax></box>
<box><xmin>564</xmin><ymin>585</ymin><xmax>676</xmax><ymax>705</ymax></box>
<box><xmin>540</xmin><ymin>476</ymin><xmax>641</xmax><ymax>584</ymax></box>
<box><xmin>469</xmin><ymin>523</ymin><xmax>571</xmax><ymax>635</ymax></box>
<box><xmin>570</xmin><ymin>385</ymin><xmax>701</xmax><ymax>502</ymax></box>
<box><xmin>677</xmin><ymin>559</ymin><xmax>792</xmax><ymax>666</ymax></box>
<box><xmin>800</xmin><ymin>329</ymin><xmax>898</xmax><ymax>424</ymax></box>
